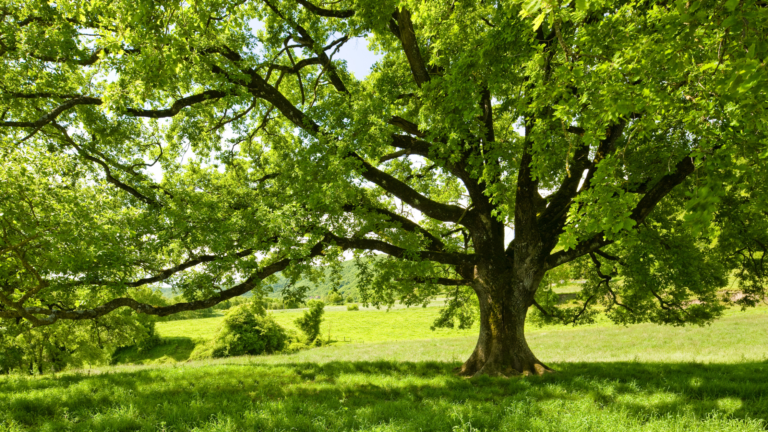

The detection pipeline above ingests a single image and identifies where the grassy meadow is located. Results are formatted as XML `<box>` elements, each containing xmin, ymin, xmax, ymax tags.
<box><xmin>2</xmin><ymin>305</ymin><xmax>768</xmax><ymax>431</ymax></box>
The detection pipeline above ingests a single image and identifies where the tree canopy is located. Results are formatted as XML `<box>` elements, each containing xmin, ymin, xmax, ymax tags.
<box><xmin>1</xmin><ymin>0</ymin><xmax>767</xmax><ymax>376</ymax></box>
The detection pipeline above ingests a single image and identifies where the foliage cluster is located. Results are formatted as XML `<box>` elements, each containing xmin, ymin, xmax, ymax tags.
<box><xmin>212</xmin><ymin>301</ymin><xmax>288</xmax><ymax>358</ymax></box>
<box><xmin>294</xmin><ymin>300</ymin><xmax>326</xmax><ymax>343</ymax></box>
<box><xmin>0</xmin><ymin>288</ymin><xmax>162</xmax><ymax>375</ymax></box>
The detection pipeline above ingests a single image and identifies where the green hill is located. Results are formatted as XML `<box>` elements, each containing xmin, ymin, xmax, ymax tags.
<box><xmin>266</xmin><ymin>259</ymin><xmax>360</xmax><ymax>299</ymax></box>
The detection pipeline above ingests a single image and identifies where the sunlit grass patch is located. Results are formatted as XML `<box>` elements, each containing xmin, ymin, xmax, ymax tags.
<box><xmin>1</xmin><ymin>359</ymin><xmax>766</xmax><ymax>432</ymax></box>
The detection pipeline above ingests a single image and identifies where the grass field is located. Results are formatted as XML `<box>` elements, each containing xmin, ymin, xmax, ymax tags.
<box><xmin>114</xmin><ymin>303</ymin><xmax>487</xmax><ymax>364</ymax></box>
<box><xmin>2</xmin><ymin>306</ymin><xmax>768</xmax><ymax>431</ymax></box>
<box><xmin>115</xmin><ymin>302</ymin><xmax>768</xmax><ymax>365</ymax></box>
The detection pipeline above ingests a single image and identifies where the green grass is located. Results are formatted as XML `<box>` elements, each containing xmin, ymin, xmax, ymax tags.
<box><xmin>114</xmin><ymin>303</ymin><xmax>768</xmax><ymax>366</ymax></box>
<box><xmin>3</xmin><ymin>308</ymin><xmax>767</xmax><ymax>431</ymax></box>
<box><xmin>114</xmin><ymin>303</ymin><xmax>483</xmax><ymax>364</ymax></box>
<box><xmin>2</xmin><ymin>361</ymin><xmax>767</xmax><ymax>432</ymax></box>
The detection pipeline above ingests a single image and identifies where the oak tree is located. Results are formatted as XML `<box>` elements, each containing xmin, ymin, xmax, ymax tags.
<box><xmin>1</xmin><ymin>0</ymin><xmax>767</xmax><ymax>376</ymax></box>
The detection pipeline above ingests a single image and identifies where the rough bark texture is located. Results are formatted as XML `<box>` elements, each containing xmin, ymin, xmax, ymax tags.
<box><xmin>457</xmin><ymin>262</ymin><xmax>553</xmax><ymax>377</ymax></box>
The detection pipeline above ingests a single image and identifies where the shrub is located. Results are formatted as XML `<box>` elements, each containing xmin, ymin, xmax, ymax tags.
<box><xmin>325</xmin><ymin>291</ymin><xmax>344</xmax><ymax>305</ymax></box>
<box><xmin>212</xmin><ymin>304</ymin><xmax>287</xmax><ymax>358</ymax></box>
<box><xmin>346</xmin><ymin>303</ymin><xmax>359</xmax><ymax>311</ymax></box>
<box><xmin>295</xmin><ymin>300</ymin><xmax>325</xmax><ymax>342</ymax></box>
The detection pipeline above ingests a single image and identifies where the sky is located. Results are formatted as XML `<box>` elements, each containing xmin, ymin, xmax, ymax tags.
<box><xmin>334</xmin><ymin>37</ymin><xmax>383</xmax><ymax>78</ymax></box>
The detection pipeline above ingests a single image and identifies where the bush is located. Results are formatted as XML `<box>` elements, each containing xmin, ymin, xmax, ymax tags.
<box><xmin>212</xmin><ymin>304</ymin><xmax>287</xmax><ymax>358</ymax></box>
<box><xmin>325</xmin><ymin>291</ymin><xmax>344</xmax><ymax>305</ymax></box>
<box><xmin>295</xmin><ymin>300</ymin><xmax>325</xmax><ymax>342</ymax></box>
<box><xmin>346</xmin><ymin>303</ymin><xmax>359</xmax><ymax>311</ymax></box>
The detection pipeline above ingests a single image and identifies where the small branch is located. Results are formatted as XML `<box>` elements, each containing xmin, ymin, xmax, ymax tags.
<box><xmin>378</xmin><ymin>149</ymin><xmax>409</xmax><ymax>163</ymax></box>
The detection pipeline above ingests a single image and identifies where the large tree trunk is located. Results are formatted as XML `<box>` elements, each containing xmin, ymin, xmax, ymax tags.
<box><xmin>458</xmin><ymin>262</ymin><xmax>553</xmax><ymax>377</ymax></box>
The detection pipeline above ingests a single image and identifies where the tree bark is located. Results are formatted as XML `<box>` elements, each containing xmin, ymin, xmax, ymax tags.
<box><xmin>458</xmin><ymin>262</ymin><xmax>553</xmax><ymax>377</ymax></box>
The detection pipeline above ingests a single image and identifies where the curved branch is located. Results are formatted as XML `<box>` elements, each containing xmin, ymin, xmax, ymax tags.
<box><xmin>93</xmin><ymin>249</ymin><xmax>256</xmax><ymax>288</ymax></box>
<box><xmin>546</xmin><ymin>151</ymin><xmax>699</xmax><ymax>269</ymax></box>
<box><xmin>268</xmin><ymin>57</ymin><xmax>323</xmax><ymax>75</ymax></box>
<box><xmin>50</xmin><ymin>124</ymin><xmax>162</xmax><ymax>207</ymax></box>
<box><xmin>0</xmin><ymin>96</ymin><xmax>102</xmax><ymax>128</ymax></box>
<box><xmin>388</xmin><ymin>116</ymin><xmax>426</xmax><ymax>137</ymax></box>
<box><xmin>125</xmin><ymin>90</ymin><xmax>228</xmax><ymax>118</ymax></box>
<box><xmin>295</xmin><ymin>0</ymin><xmax>355</xmax><ymax>18</ymax></box>
<box><xmin>0</xmin><ymin>238</ymin><xmax>328</xmax><ymax>326</ymax></box>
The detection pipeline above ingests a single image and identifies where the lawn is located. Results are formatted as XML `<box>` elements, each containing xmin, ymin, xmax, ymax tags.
<box><xmin>115</xmin><ymin>302</ymin><xmax>768</xmax><ymax>365</ymax></box>
<box><xmin>114</xmin><ymin>304</ymin><xmax>486</xmax><ymax>364</ymax></box>
<box><xmin>2</xmin><ymin>307</ymin><xmax>767</xmax><ymax>431</ymax></box>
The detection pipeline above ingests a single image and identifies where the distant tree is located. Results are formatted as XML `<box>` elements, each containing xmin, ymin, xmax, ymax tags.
<box><xmin>281</xmin><ymin>283</ymin><xmax>310</xmax><ymax>309</ymax></box>
<box><xmin>295</xmin><ymin>301</ymin><xmax>325</xmax><ymax>343</ymax></box>
<box><xmin>325</xmin><ymin>287</ymin><xmax>344</xmax><ymax>305</ymax></box>
<box><xmin>1</xmin><ymin>0</ymin><xmax>767</xmax><ymax>377</ymax></box>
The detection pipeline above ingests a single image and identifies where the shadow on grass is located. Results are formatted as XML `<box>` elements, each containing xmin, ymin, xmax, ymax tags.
<box><xmin>111</xmin><ymin>337</ymin><xmax>197</xmax><ymax>365</ymax></box>
<box><xmin>1</xmin><ymin>360</ymin><xmax>766</xmax><ymax>431</ymax></box>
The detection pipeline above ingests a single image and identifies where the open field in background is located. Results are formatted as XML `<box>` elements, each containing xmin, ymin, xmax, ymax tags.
<box><xmin>2</xmin><ymin>308</ymin><xmax>768</xmax><ymax>431</ymax></box>
<box><xmin>120</xmin><ymin>305</ymin><xmax>768</xmax><ymax>366</ymax></box>
<box><xmin>113</xmin><ymin>300</ymin><xmax>768</xmax><ymax>365</ymax></box>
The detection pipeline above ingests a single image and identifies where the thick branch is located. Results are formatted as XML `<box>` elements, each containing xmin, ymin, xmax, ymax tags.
<box><xmin>388</xmin><ymin>116</ymin><xmax>426</xmax><ymax>137</ymax></box>
<box><xmin>393</xmin><ymin>8</ymin><xmax>431</xmax><ymax>87</ymax></box>
<box><xmin>629</xmin><ymin>155</ymin><xmax>695</xmax><ymax>222</ymax></box>
<box><xmin>479</xmin><ymin>88</ymin><xmax>495</xmax><ymax>143</ymax></box>
<box><xmin>29</xmin><ymin>49</ymin><xmax>104</xmax><ymax>66</ymax></box>
<box><xmin>546</xmin><ymin>151</ymin><xmax>698</xmax><ymax>269</ymax></box>
<box><xmin>538</xmin><ymin>142</ymin><xmax>591</xmax><ymax>230</ymax></box>
<box><xmin>581</xmin><ymin>119</ymin><xmax>628</xmax><ymax>191</ymax></box>
<box><xmin>378</xmin><ymin>149</ymin><xmax>410</xmax><ymax>163</ymax></box>
<box><xmin>351</xmin><ymin>153</ymin><xmax>467</xmax><ymax>223</ymax></box>
<box><xmin>328</xmin><ymin>233</ymin><xmax>476</xmax><ymax>266</ymax></box>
